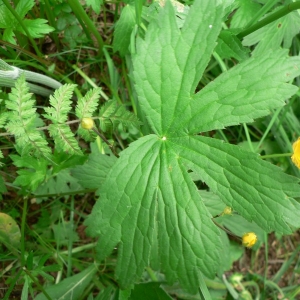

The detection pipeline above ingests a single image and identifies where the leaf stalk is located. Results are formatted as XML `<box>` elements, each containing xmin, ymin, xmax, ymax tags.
<box><xmin>237</xmin><ymin>2</ymin><xmax>300</xmax><ymax>39</ymax></box>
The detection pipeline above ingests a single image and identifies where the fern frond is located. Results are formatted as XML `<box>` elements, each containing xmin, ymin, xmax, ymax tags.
<box><xmin>77</xmin><ymin>126</ymin><xmax>97</xmax><ymax>142</ymax></box>
<box><xmin>17</xmin><ymin>131</ymin><xmax>52</xmax><ymax>158</ymax></box>
<box><xmin>0</xmin><ymin>150</ymin><xmax>3</xmax><ymax>166</ymax></box>
<box><xmin>4</xmin><ymin>76</ymin><xmax>51</xmax><ymax>159</ymax></box>
<box><xmin>111</xmin><ymin>105</ymin><xmax>141</xmax><ymax>130</ymax></box>
<box><xmin>48</xmin><ymin>124</ymin><xmax>82</xmax><ymax>155</ymax></box>
<box><xmin>0</xmin><ymin>111</ymin><xmax>8</xmax><ymax>128</ymax></box>
<box><xmin>99</xmin><ymin>100</ymin><xmax>141</xmax><ymax>132</ymax></box>
<box><xmin>75</xmin><ymin>88</ymin><xmax>101</xmax><ymax>119</ymax></box>
<box><xmin>43</xmin><ymin>84</ymin><xmax>82</xmax><ymax>155</ymax></box>
<box><xmin>100</xmin><ymin>100</ymin><xmax>118</xmax><ymax>118</ymax></box>
<box><xmin>99</xmin><ymin>100</ymin><xmax>117</xmax><ymax>132</ymax></box>
<box><xmin>44</xmin><ymin>84</ymin><xmax>76</xmax><ymax>123</ymax></box>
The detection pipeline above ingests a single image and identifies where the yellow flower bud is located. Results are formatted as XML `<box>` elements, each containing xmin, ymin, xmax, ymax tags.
<box><xmin>81</xmin><ymin>117</ymin><xmax>94</xmax><ymax>130</ymax></box>
<box><xmin>242</xmin><ymin>232</ymin><xmax>257</xmax><ymax>248</ymax></box>
<box><xmin>222</xmin><ymin>206</ymin><xmax>233</xmax><ymax>215</ymax></box>
<box><xmin>291</xmin><ymin>138</ymin><xmax>300</xmax><ymax>169</ymax></box>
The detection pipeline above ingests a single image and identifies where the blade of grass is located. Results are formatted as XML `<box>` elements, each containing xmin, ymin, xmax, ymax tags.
<box><xmin>66</xmin><ymin>0</ymin><xmax>104</xmax><ymax>55</ymax></box>
<box><xmin>255</xmin><ymin>108</ymin><xmax>282</xmax><ymax>152</ymax></box>
<box><xmin>243</xmin><ymin>123</ymin><xmax>255</xmax><ymax>152</ymax></box>
<box><xmin>198</xmin><ymin>272</ymin><xmax>212</xmax><ymax>300</ymax></box>
<box><xmin>272</xmin><ymin>243</ymin><xmax>300</xmax><ymax>283</ymax></box>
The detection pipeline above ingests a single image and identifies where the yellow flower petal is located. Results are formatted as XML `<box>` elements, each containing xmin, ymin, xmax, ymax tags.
<box><xmin>242</xmin><ymin>232</ymin><xmax>257</xmax><ymax>248</ymax></box>
<box><xmin>291</xmin><ymin>138</ymin><xmax>300</xmax><ymax>169</ymax></box>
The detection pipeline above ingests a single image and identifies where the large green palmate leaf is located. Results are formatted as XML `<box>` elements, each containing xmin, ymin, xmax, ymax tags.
<box><xmin>86</xmin><ymin>0</ymin><xmax>300</xmax><ymax>292</ymax></box>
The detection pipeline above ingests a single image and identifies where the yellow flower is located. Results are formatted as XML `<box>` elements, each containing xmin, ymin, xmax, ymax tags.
<box><xmin>242</xmin><ymin>232</ymin><xmax>257</xmax><ymax>248</ymax></box>
<box><xmin>81</xmin><ymin>117</ymin><xmax>94</xmax><ymax>130</ymax></box>
<box><xmin>222</xmin><ymin>206</ymin><xmax>233</xmax><ymax>215</ymax></box>
<box><xmin>291</xmin><ymin>138</ymin><xmax>300</xmax><ymax>169</ymax></box>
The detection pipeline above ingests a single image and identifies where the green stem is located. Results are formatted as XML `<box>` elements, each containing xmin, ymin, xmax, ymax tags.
<box><xmin>238</xmin><ymin>2</ymin><xmax>300</xmax><ymax>39</ymax></box>
<box><xmin>1</xmin><ymin>0</ymin><xmax>42</xmax><ymax>57</ymax></box>
<box><xmin>0</xmin><ymin>59</ymin><xmax>62</xmax><ymax>95</ymax></box>
<box><xmin>245</xmin><ymin>0</ymin><xmax>278</xmax><ymax>28</ymax></box>
<box><xmin>145</xmin><ymin>267</ymin><xmax>158</xmax><ymax>282</ymax></box>
<box><xmin>0</xmin><ymin>39</ymin><xmax>53</xmax><ymax>67</ymax></box>
<box><xmin>59</xmin><ymin>242</ymin><xmax>97</xmax><ymax>255</ymax></box>
<box><xmin>66</xmin><ymin>0</ymin><xmax>104</xmax><ymax>54</ymax></box>
<box><xmin>261</xmin><ymin>152</ymin><xmax>292</xmax><ymax>159</ymax></box>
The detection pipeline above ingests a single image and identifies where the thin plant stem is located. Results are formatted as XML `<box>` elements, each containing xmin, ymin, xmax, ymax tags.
<box><xmin>261</xmin><ymin>152</ymin><xmax>292</xmax><ymax>159</ymax></box>
<box><xmin>92</xmin><ymin>127</ymin><xmax>119</xmax><ymax>158</ymax></box>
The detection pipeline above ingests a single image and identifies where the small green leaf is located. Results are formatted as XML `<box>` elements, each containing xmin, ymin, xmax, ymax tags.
<box><xmin>113</xmin><ymin>4</ymin><xmax>136</xmax><ymax>56</ymax></box>
<box><xmin>86</xmin><ymin>0</ymin><xmax>103</xmax><ymax>14</ymax></box>
<box><xmin>129</xmin><ymin>282</ymin><xmax>172</xmax><ymax>300</ymax></box>
<box><xmin>231</xmin><ymin>0</ymin><xmax>261</xmax><ymax>29</ymax></box>
<box><xmin>15</xmin><ymin>0</ymin><xmax>35</xmax><ymax>19</ymax></box>
<box><xmin>52</xmin><ymin>222</ymin><xmax>79</xmax><ymax>245</ymax></box>
<box><xmin>18</xmin><ymin>19</ymin><xmax>54</xmax><ymax>38</ymax></box>
<box><xmin>216</xmin><ymin>30</ymin><xmax>249</xmax><ymax>61</ymax></box>
<box><xmin>243</xmin><ymin>10</ymin><xmax>300</xmax><ymax>56</ymax></box>
<box><xmin>11</xmin><ymin>155</ymin><xmax>48</xmax><ymax>191</ymax></box>
<box><xmin>35</xmin><ymin>264</ymin><xmax>98</xmax><ymax>300</ymax></box>
<box><xmin>0</xmin><ymin>0</ymin><xmax>52</xmax><ymax>43</ymax></box>
<box><xmin>35</xmin><ymin>169</ymin><xmax>82</xmax><ymax>197</ymax></box>
<box><xmin>71</xmin><ymin>152</ymin><xmax>117</xmax><ymax>189</ymax></box>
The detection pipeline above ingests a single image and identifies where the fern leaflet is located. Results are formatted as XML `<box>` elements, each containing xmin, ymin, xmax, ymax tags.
<box><xmin>4</xmin><ymin>76</ymin><xmax>51</xmax><ymax>159</ymax></box>
<box><xmin>44</xmin><ymin>84</ymin><xmax>82</xmax><ymax>155</ymax></box>
<box><xmin>99</xmin><ymin>100</ymin><xmax>140</xmax><ymax>132</ymax></box>
<box><xmin>75</xmin><ymin>88</ymin><xmax>101</xmax><ymax>119</ymax></box>
<box><xmin>48</xmin><ymin>124</ymin><xmax>82</xmax><ymax>155</ymax></box>
<box><xmin>44</xmin><ymin>84</ymin><xmax>76</xmax><ymax>123</ymax></box>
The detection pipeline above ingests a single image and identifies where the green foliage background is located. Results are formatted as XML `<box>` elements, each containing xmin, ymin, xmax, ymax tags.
<box><xmin>1</xmin><ymin>0</ymin><xmax>300</xmax><ymax>299</ymax></box>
